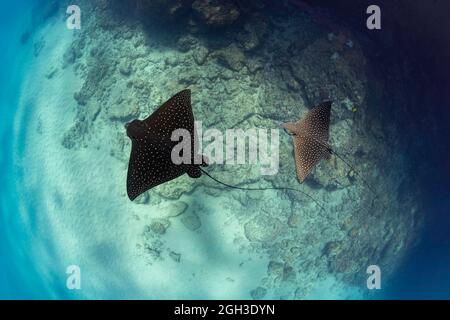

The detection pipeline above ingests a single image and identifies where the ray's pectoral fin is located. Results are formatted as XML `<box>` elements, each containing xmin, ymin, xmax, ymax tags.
<box><xmin>293</xmin><ymin>135</ymin><xmax>331</xmax><ymax>183</ymax></box>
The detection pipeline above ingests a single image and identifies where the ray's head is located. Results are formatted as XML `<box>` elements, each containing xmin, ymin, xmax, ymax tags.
<box><xmin>126</xmin><ymin>119</ymin><xmax>147</xmax><ymax>140</ymax></box>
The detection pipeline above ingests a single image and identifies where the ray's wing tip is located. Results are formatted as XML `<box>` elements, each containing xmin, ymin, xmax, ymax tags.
<box><xmin>127</xmin><ymin>190</ymin><xmax>137</xmax><ymax>201</ymax></box>
<box><xmin>298</xmin><ymin>175</ymin><xmax>306</xmax><ymax>183</ymax></box>
<box><xmin>179</xmin><ymin>88</ymin><xmax>191</xmax><ymax>96</ymax></box>
<box><xmin>126</xmin><ymin>183</ymin><xmax>139</xmax><ymax>201</ymax></box>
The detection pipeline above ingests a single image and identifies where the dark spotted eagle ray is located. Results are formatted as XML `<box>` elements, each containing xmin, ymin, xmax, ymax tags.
<box><xmin>126</xmin><ymin>89</ymin><xmax>325</xmax><ymax>210</ymax></box>
<box><xmin>126</xmin><ymin>89</ymin><xmax>207</xmax><ymax>200</ymax></box>
<box><xmin>282</xmin><ymin>102</ymin><xmax>378</xmax><ymax>198</ymax></box>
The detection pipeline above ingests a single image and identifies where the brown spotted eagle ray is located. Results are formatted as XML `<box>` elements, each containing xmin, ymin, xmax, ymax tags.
<box><xmin>282</xmin><ymin>101</ymin><xmax>378</xmax><ymax>199</ymax></box>
<box><xmin>282</xmin><ymin>101</ymin><xmax>333</xmax><ymax>182</ymax></box>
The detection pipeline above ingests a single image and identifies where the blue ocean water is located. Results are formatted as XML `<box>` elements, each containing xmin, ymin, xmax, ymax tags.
<box><xmin>0</xmin><ymin>0</ymin><xmax>41</xmax><ymax>298</ymax></box>
<box><xmin>0</xmin><ymin>0</ymin><xmax>449</xmax><ymax>300</ymax></box>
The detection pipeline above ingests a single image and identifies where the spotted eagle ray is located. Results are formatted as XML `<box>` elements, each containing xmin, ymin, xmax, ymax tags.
<box><xmin>126</xmin><ymin>89</ymin><xmax>324</xmax><ymax>210</ymax></box>
<box><xmin>282</xmin><ymin>101</ymin><xmax>333</xmax><ymax>182</ymax></box>
<box><xmin>126</xmin><ymin>89</ymin><xmax>207</xmax><ymax>200</ymax></box>
<box><xmin>282</xmin><ymin>101</ymin><xmax>378</xmax><ymax>198</ymax></box>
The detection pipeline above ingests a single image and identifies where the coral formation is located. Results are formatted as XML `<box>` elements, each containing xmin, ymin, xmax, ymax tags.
<box><xmin>192</xmin><ymin>0</ymin><xmax>240</xmax><ymax>27</ymax></box>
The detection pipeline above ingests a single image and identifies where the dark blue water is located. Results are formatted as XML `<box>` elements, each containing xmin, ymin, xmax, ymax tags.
<box><xmin>0</xmin><ymin>0</ymin><xmax>37</xmax><ymax>298</ymax></box>
<box><xmin>303</xmin><ymin>0</ymin><xmax>450</xmax><ymax>299</ymax></box>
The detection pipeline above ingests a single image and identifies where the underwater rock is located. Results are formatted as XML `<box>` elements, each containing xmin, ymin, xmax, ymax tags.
<box><xmin>341</xmin><ymin>97</ymin><xmax>355</xmax><ymax>112</ymax></box>
<box><xmin>287</xmin><ymin>212</ymin><xmax>301</xmax><ymax>228</ymax></box>
<box><xmin>245</xmin><ymin>58</ymin><xmax>263</xmax><ymax>74</ymax></box>
<box><xmin>280</xmin><ymin>68</ymin><xmax>301</xmax><ymax>92</ymax></box>
<box><xmin>181</xmin><ymin>212</ymin><xmax>201</xmax><ymax>231</ymax></box>
<box><xmin>74</xmin><ymin>59</ymin><xmax>111</xmax><ymax>105</ymax></box>
<box><xmin>237</xmin><ymin>14</ymin><xmax>268</xmax><ymax>51</ymax></box>
<box><xmin>187</xmin><ymin>17</ymin><xmax>201</xmax><ymax>33</ymax></box>
<box><xmin>154</xmin><ymin>175</ymin><xmax>198</xmax><ymax>200</ymax></box>
<box><xmin>169</xmin><ymin>251</ymin><xmax>181</xmax><ymax>262</ymax></box>
<box><xmin>61</xmin><ymin>120</ymin><xmax>88</xmax><ymax>149</ymax></box>
<box><xmin>294</xmin><ymin>285</ymin><xmax>314</xmax><ymax>299</ymax></box>
<box><xmin>63</xmin><ymin>48</ymin><xmax>77</xmax><ymax>65</ymax></box>
<box><xmin>165</xmin><ymin>55</ymin><xmax>182</xmax><ymax>67</ymax></box>
<box><xmin>143</xmin><ymin>242</ymin><xmax>163</xmax><ymax>260</ymax></box>
<box><xmin>289</xmin><ymin>33</ymin><xmax>367</xmax><ymax>110</ymax></box>
<box><xmin>33</xmin><ymin>38</ymin><xmax>45</xmax><ymax>57</ymax></box>
<box><xmin>62</xmin><ymin>38</ymin><xmax>85</xmax><ymax>68</ymax></box>
<box><xmin>282</xmin><ymin>264</ymin><xmax>296</xmax><ymax>282</ymax></box>
<box><xmin>109</xmin><ymin>103</ymin><xmax>140</xmax><ymax>122</ymax></box>
<box><xmin>193</xmin><ymin>45</ymin><xmax>209</xmax><ymax>65</ymax></box>
<box><xmin>110</xmin><ymin>132</ymin><xmax>130</xmax><ymax>164</ymax></box>
<box><xmin>178</xmin><ymin>72</ymin><xmax>200</xmax><ymax>86</ymax></box>
<box><xmin>327</xmin><ymin>249</ymin><xmax>358</xmax><ymax>275</ymax></box>
<box><xmin>177</xmin><ymin>35</ymin><xmax>199</xmax><ymax>53</ymax></box>
<box><xmin>203</xmin><ymin>187</ymin><xmax>221</xmax><ymax>197</ymax></box>
<box><xmin>159</xmin><ymin>201</ymin><xmax>188</xmax><ymax>218</ymax></box>
<box><xmin>348</xmin><ymin>227</ymin><xmax>361</xmax><ymax>238</ymax></box>
<box><xmin>132</xmin><ymin>0</ymin><xmax>191</xmax><ymax>22</ymax></box>
<box><xmin>131</xmin><ymin>77</ymin><xmax>147</xmax><ymax>90</ymax></box>
<box><xmin>250</xmin><ymin>286</ymin><xmax>267</xmax><ymax>300</ymax></box>
<box><xmin>45</xmin><ymin>67</ymin><xmax>58</xmax><ymax>79</ymax></box>
<box><xmin>134</xmin><ymin>192</ymin><xmax>150</xmax><ymax>204</ymax></box>
<box><xmin>340</xmin><ymin>216</ymin><xmax>353</xmax><ymax>232</ymax></box>
<box><xmin>119</xmin><ymin>60</ymin><xmax>132</xmax><ymax>76</ymax></box>
<box><xmin>267</xmin><ymin>261</ymin><xmax>284</xmax><ymax>277</ymax></box>
<box><xmin>290</xmin><ymin>246</ymin><xmax>301</xmax><ymax>256</ymax></box>
<box><xmin>244</xmin><ymin>214</ymin><xmax>283</xmax><ymax>243</ymax></box>
<box><xmin>213</xmin><ymin>44</ymin><xmax>246</xmax><ymax>71</ymax></box>
<box><xmin>149</xmin><ymin>219</ymin><xmax>171</xmax><ymax>235</ymax></box>
<box><xmin>323</xmin><ymin>241</ymin><xmax>343</xmax><ymax>257</ymax></box>
<box><xmin>192</xmin><ymin>0</ymin><xmax>240</xmax><ymax>27</ymax></box>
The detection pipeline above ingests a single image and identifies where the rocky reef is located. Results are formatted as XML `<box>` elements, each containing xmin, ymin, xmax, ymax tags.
<box><xmin>129</xmin><ymin>0</ymin><xmax>267</xmax><ymax>27</ymax></box>
<box><xmin>52</xmin><ymin>0</ymin><xmax>423</xmax><ymax>298</ymax></box>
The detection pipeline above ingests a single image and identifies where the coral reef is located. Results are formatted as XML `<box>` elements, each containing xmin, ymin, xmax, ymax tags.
<box><xmin>192</xmin><ymin>0</ymin><xmax>240</xmax><ymax>27</ymax></box>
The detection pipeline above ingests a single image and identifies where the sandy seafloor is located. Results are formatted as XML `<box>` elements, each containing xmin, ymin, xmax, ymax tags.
<box><xmin>1</xmin><ymin>1</ymin><xmax>426</xmax><ymax>299</ymax></box>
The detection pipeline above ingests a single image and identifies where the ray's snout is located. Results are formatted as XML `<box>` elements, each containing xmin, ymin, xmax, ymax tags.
<box><xmin>125</xmin><ymin>119</ymin><xmax>146</xmax><ymax>140</ymax></box>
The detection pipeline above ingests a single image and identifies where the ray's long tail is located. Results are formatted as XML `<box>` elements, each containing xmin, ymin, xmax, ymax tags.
<box><xmin>199</xmin><ymin>167</ymin><xmax>325</xmax><ymax>211</ymax></box>
<box><xmin>313</xmin><ymin>135</ymin><xmax>380</xmax><ymax>204</ymax></box>
<box><xmin>328</xmin><ymin>148</ymin><xmax>380</xmax><ymax>203</ymax></box>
